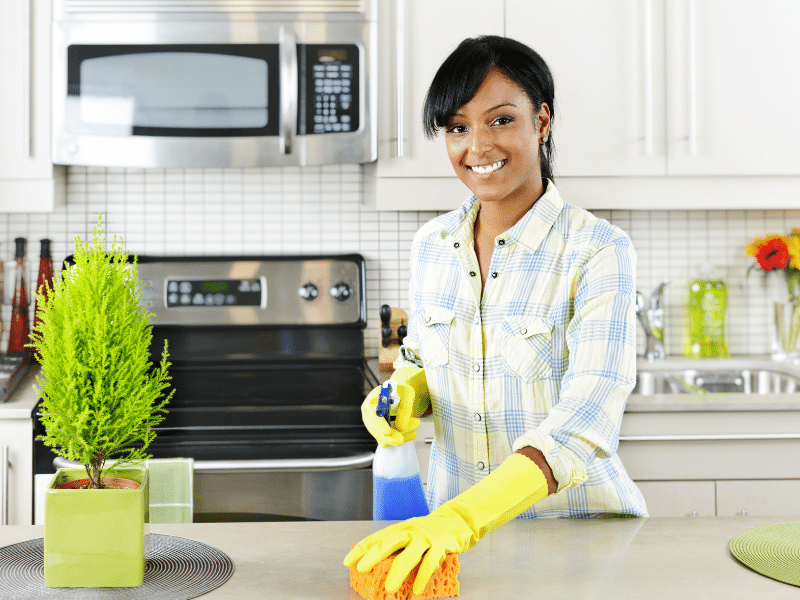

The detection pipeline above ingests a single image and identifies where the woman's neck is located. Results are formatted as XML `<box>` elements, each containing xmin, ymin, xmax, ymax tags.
<box><xmin>473</xmin><ymin>180</ymin><xmax>545</xmax><ymax>241</ymax></box>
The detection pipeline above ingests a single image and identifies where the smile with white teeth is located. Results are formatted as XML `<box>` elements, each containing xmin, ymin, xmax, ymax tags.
<box><xmin>469</xmin><ymin>159</ymin><xmax>506</xmax><ymax>175</ymax></box>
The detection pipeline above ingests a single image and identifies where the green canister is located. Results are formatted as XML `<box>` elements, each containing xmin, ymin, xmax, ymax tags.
<box><xmin>685</xmin><ymin>267</ymin><xmax>730</xmax><ymax>358</ymax></box>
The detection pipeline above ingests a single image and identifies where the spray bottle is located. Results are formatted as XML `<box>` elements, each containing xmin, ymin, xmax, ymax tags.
<box><xmin>372</xmin><ymin>381</ymin><xmax>430</xmax><ymax>520</ymax></box>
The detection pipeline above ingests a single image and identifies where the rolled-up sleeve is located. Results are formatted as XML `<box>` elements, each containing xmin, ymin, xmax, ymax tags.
<box><xmin>512</xmin><ymin>236</ymin><xmax>638</xmax><ymax>492</ymax></box>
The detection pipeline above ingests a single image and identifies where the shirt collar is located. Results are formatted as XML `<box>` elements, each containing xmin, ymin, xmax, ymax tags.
<box><xmin>435</xmin><ymin>179</ymin><xmax>566</xmax><ymax>252</ymax></box>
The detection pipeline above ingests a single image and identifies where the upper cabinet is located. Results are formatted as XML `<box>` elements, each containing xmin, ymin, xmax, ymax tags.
<box><xmin>372</xmin><ymin>0</ymin><xmax>502</xmax><ymax>210</ymax></box>
<box><xmin>374</xmin><ymin>0</ymin><xmax>800</xmax><ymax>210</ymax></box>
<box><xmin>0</xmin><ymin>0</ymin><xmax>65</xmax><ymax>212</ymax></box>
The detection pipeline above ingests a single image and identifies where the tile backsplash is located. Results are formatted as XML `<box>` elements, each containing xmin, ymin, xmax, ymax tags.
<box><xmin>0</xmin><ymin>165</ymin><xmax>796</xmax><ymax>358</ymax></box>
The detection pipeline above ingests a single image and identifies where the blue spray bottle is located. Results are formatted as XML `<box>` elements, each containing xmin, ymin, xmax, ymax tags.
<box><xmin>372</xmin><ymin>381</ymin><xmax>430</xmax><ymax>520</ymax></box>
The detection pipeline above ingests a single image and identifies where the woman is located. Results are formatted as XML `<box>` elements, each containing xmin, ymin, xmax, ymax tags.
<box><xmin>345</xmin><ymin>35</ymin><xmax>647</xmax><ymax>595</ymax></box>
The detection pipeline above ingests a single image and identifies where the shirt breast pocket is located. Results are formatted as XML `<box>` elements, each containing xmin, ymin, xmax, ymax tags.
<box><xmin>419</xmin><ymin>306</ymin><xmax>455</xmax><ymax>368</ymax></box>
<box><xmin>501</xmin><ymin>316</ymin><xmax>554</xmax><ymax>382</ymax></box>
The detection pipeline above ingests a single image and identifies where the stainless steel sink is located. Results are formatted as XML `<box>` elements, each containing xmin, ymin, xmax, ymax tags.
<box><xmin>633</xmin><ymin>367</ymin><xmax>800</xmax><ymax>396</ymax></box>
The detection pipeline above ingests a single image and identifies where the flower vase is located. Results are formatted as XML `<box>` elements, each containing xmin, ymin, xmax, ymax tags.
<box><xmin>772</xmin><ymin>300</ymin><xmax>800</xmax><ymax>363</ymax></box>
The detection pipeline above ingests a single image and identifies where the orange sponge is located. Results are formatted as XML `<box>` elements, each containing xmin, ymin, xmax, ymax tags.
<box><xmin>349</xmin><ymin>550</ymin><xmax>460</xmax><ymax>600</ymax></box>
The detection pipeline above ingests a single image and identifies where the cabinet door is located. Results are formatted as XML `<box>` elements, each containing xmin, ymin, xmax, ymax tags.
<box><xmin>507</xmin><ymin>0</ymin><xmax>667</xmax><ymax>176</ymax></box>
<box><xmin>376</xmin><ymin>0</ymin><xmax>504</xmax><ymax>178</ymax></box>
<box><xmin>0</xmin><ymin>419</ymin><xmax>34</xmax><ymax>526</ymax></box>
<box><xmin>0</xmin><ymin>0</ymin><xmax>53</xmax><ymax>180</ymax></box>
<box><xmin>635</xmin><ymin>480</ymin><xmax>716</xmax><ymax>517</ymax></box>
<box><xmin>666</xmin><ymin>0</ymin><xmax>800</xmax><ymax>175</ymax></box>
<box><xmin>716</xmin><ymin>480</ymin><xmax>800</xmax><ymax>517</ymax></box>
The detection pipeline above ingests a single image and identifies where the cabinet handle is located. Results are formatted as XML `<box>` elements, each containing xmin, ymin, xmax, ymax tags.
<box><xmin>424</xmin><ymin>437</ymin><xmax>433</xmax><ymax>445</ymax></box>
<box><xmin>620</xmin><ymin>433</ymin><xmax>800</xmax><ymax>442</ymax></box>
<box><xmin>687</xmin><ymin>0</ymin><xmax>697</xmax><ymax>155</ymax></box>
<box><xmin>23</xmin><ymin>0</ymin><xmax>33</xmax><ymax>158</ymax></box>
<box><xmin>642</xmin><ymin>0</ymin><xmax>653</xmax><ymax>156</ymax></box>
<box><xmin>741</xmin><ymin>509</ymin><xmax>749</xmax><ymax>517</ymax></box>
<box><xmin>279</xmin><ymin>26</ymin><xmax>298</xmax><ymax>156</ymax></box>
<box><xmin>395</xmin><ymin>0</ymin><xmax>405</xmax><ymax>157</ymax></box>
<box><xmin>691</xmin><ymin>510</ymin><xmax>699</xmax><ymax>517</ymax></box>
<box><xmin>2</xmin><ymin>445</ymin><xmax>8</xmax><ymax>526</ymax></box>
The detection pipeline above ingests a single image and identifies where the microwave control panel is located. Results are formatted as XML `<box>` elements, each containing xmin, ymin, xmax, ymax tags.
<box><xmin>305</xmin><ymin>44</ymin><xmax>359</xmax><ymax>135</ymax></box>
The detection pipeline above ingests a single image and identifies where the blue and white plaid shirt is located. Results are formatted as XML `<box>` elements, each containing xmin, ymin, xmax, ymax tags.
<box><xmin>396</xmin><ymin>181</ymin><xmax>648</xmax><ymax>518</ymax></box>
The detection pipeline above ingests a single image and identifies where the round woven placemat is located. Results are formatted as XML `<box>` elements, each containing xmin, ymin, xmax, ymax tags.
<box><xmin>729</xmin><ymin>521</ymin><xmax>800</xmax><ymax>587</ymax></box>
<box><xmin>0</xmin><ymin>533</ymin><xmax>234</xmax><ymax>599</ymax></box>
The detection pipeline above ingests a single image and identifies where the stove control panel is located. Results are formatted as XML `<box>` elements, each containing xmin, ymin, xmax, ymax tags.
<box><xmin>136</xmin><ymin>255</ymin><xmax>365</xmax><ymax>326</ymax></box>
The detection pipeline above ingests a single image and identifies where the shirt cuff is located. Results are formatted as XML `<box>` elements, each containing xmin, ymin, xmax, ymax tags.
<box><xmin>512</xmin><ymin>430</ymin><xmax>588</xmax><ymax>492</ymax></box>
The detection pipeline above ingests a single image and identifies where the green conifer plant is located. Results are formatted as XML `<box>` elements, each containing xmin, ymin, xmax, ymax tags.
<box><xmin>30</xmin><ymin>215</ymin><xmax>173</xmax><ymax>489</ymax></box>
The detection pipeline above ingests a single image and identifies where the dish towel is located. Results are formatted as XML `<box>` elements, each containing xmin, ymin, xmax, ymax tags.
<box><xmin>145</xmin><ymin>458</ymin><xmax>194</xmax><ymax>524</ymax></box>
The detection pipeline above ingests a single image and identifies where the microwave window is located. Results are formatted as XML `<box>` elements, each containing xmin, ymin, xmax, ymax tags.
<box><xmin>67</xmin><ymin>45</ymin><xmax>280</xmax><ymax>137</ymax></box>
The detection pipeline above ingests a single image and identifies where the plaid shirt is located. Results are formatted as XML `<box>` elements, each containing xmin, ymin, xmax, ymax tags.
<box><xmin>396</xmin><ymin>181</ymin><xmax>648</xmax><ymax>518</ymax></box>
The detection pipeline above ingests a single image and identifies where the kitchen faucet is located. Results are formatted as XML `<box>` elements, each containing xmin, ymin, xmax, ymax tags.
<box><xmin>636</xmin><ymin>279</ymin><xmax>669</xmax><ymax>361</ymax></box>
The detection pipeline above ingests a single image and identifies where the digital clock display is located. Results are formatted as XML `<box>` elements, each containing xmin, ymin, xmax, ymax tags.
<box><xmin>166</xmin><ymin>278</ymin><xmax>263</xmax><ymax>308</ymax></box>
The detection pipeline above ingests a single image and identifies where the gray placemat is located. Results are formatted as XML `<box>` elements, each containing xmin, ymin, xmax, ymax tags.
<box><xmin>0</xmin><ymin>533</ymin><xmax>234</xmax><ymax>599</ymax></box>
<box><xmin>730</xmin><ymin>521</ymin><xmax>800</xmax><ymax>587</ymax></box>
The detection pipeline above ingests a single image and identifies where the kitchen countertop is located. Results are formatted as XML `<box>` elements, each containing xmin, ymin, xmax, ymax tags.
<box><xmin>0</xmin><ymin>363</ymin><xmax>40</xmax><ymax>419</ymax></box>
<box><xmin>0</xmin><ymin>517</ymin><xmax>798</xmax><ymax>598</ymax></box>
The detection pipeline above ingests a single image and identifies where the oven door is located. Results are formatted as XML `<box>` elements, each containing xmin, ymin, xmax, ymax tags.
<box><xmin>51</xmin><ymin>17</ymin><xmax>375</xmax><ymax>167</ymax></box>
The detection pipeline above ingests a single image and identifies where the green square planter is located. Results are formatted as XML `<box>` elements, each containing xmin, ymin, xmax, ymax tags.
<box><xmin>44</xmin><ymin>467</ymin><xmax>150</xmax><ymax>588</ymax></box>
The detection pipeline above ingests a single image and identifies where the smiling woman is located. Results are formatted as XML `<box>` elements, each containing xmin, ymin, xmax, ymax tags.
<box><xmin>346</xmin><ymin>36</ymin><xmax>647</xmax><ymax>597</ymax></box>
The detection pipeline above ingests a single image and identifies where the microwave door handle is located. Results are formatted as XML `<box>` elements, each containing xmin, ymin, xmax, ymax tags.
<box><xmin>279</xmin><ymin>27</ymin><xmax>298</xmax><ymax>155</ymax></box>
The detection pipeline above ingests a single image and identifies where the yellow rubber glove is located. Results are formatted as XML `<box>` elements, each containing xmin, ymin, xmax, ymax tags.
<box><xmin>361</xmin><ymin>366</ymin><xmax>430</xmax><ymax>447</ymax></box>
<box><xmin>344</xmin><ymin>452</ymin><xmax>549</xmax><ymax>595</ymax></box>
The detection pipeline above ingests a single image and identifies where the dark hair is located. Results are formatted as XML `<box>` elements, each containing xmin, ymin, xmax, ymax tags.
<box><xmin>422</xmin><ymin>36</ymin><xmax>556</xmax><ymax>181</ymax></box>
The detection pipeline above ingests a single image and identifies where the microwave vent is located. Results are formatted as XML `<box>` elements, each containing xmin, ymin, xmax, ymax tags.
<box><xmin>62</xmin><ymin>0</ymin><xmax>365</xmax><ymax>13</ymax></box>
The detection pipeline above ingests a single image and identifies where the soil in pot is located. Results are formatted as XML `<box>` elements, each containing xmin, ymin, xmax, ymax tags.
<box><xmin>55</xmin><ymin>477</ymin><xmax>141</xmax><ymax>490</ymax></box>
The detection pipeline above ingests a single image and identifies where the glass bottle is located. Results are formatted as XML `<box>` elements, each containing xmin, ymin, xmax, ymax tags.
<box><xmin>0</xmin><ymin>244</ymin><xmax>3</xmax><ymax>348</ymax></box>
<box><xmin>9</xmin><ymin>237</ymin><xmax>30</xmax><ymax>353</ymax></box>
<box><xmin>33</xmin><ymin>238</ymin><xmax>54</xmax><ymax>339</ymax></box>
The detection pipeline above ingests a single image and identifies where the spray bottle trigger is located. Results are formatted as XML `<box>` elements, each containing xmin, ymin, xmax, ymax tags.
<box><xmin>376</xmin><ymin>382</ymin><xmax>396</xmax><ymax>428</ymax></box>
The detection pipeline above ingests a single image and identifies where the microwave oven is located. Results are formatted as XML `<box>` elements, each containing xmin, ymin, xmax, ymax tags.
<box><xmin>51</xmin><ymin>0</ymin><xmax>377</xmax><ymax>168</ymax></box>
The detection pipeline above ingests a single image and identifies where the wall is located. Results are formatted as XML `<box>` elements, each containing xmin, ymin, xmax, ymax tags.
<box><xmin>1</xmin><ymin>165</ymin><xmax>796</xmax><ymax>358</ymax></box>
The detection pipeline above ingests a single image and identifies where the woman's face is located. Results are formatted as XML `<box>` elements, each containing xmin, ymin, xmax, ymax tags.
<box><xmin>445</xmin><ymin>68</ymin><xmax>550</xmax><ymax>207</ymax></box>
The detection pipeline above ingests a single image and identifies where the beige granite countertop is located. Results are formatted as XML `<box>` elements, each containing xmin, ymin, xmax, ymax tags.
<box><xmin>1</xmin><ymin>517</ymin><xmax>798</xmax><ymax>598</ymax></box>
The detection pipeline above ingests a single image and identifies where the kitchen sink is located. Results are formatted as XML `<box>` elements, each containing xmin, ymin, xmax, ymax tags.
<box><xmin>633</xmin><ymin>366</ymin><xmax>800</xmax><ymax>396</ymax></box>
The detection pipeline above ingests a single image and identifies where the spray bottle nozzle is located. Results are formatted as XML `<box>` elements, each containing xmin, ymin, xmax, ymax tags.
<box><xmin>376</xmin><ymin>382</ymin><xmax>395</xmax><ymax>428</ymax></box>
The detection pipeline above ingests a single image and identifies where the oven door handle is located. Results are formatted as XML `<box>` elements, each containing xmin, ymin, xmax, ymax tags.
<box><xmin>54</xmin><ymin>452</ymin><xmax>375</xmax><ymax>474</ymax></box>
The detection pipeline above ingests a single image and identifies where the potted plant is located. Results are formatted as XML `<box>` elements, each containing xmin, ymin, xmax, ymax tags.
<box><xmin>29</xmin><ymin>215</ymin><xmax>173</xmax><ymax>588</ymax></box>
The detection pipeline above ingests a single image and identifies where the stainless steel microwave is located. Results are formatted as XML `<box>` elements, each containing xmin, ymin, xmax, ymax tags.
<box><xmin>51</xmin><ymin>0</ymin><xmax>377</xmax><ymax>168</ymax></box>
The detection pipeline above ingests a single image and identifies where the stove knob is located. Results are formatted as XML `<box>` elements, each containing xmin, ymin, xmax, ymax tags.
<box><xmin>298</xmin><ymin>283</ymin><xmax>318</xmax><ymax>300</ymax></box>
<box><xmin>330</xmin><ymin>282</ymin><xmax>352</xmax><ymax>301</ymax></box>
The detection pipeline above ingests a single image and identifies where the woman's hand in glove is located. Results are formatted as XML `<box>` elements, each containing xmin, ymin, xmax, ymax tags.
<box><xmin>344</xmin><ymin>452</ymin><xmax>550</xmax><ymax>594</ymax></box>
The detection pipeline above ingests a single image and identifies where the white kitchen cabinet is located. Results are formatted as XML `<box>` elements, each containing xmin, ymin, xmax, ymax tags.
<box><xmin>507</xmin><ymin>0</ymin><xmax>668</xmax><ymax>177</ymax></box>
<box><xmin>634</xmin><ymin>481</ymin><xmax>716</xmax><ymax>517</ymax></box>
<box><xmin>374</xmin><ymin>0</ymin><xmax>800</xmax><ymax>210</ymax></box>
<box><xmin>372</xmin><ymin>0</ymin><xmax>503</xmax><ymax>210</ymax></box>
<box><xmin>716</xmin><ymin>480</ymin><xmax>800</xmax><ymax>518</ymax></box>
<box><xmin>508</xmin><ymin>0</ymin><xmax>800</xmax><ymax>178</ymax></box>
<box><xmin>0</xmin><ymin>0</ymin><xmax>65</xmax><ymax>212</ymax></box>
<box><xmin>665</xmin><ymin>0</ymin><xmax>800</xmax><ymax>176</ymax></box>
<box><xmin>0</xmin><ymin>417</ymin><xmax>33</xmax><ymax>526</ymax></box>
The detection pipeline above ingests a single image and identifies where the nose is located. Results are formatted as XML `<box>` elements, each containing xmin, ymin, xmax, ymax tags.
<box><xmin>468</xmin><ymin>125</ymin><xmax>493</xmax><ymax>155</ymax></box>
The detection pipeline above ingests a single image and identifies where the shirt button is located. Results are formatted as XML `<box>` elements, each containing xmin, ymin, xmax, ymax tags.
<box><xmin>498</xmin><ymin>239</ymin><xmax>505</xmax><ymax>246</ymax></box>
<box><xmin>519</xmin><ymin>328</ymin><xmax>527</xmax><ymax>335</ymax></box>
<box><xmin>491</xmin><ymin>272</ymin><xmax>498</xmax><ymax>278</ymax></box>
<box><xmin>473</xmin><ymin>364</ymin><xmax>481</xmax><ymax>372</ymax></box>
<box><xmin>425</xmin><ymin>316</ymin><xmax>432</xmax><ymax>323</ymax></box>
<box><xmin>469</xmin><ymin>271</ymin><xmax>476</xmax><ymax>277</ymax></box>
<box><xmin>477</xmin><ymin>462</ymin><xmax>485</xmax><ymax>470</ymax></box>
<box><xmin>474</xmin><ymin>413</ymin><xmax>482</xmax><ymax>421</ymax></box>
<box><xmin>453</xmin><ymin>242</ymin><xmax>460</xmax><ymax>248</ymax></box>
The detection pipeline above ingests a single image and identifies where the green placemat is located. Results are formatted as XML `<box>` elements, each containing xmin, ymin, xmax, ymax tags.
<box><xmin>729</xmin><ymin>521</ymin><xmax>800</xmax><ymax>587</ymax></box>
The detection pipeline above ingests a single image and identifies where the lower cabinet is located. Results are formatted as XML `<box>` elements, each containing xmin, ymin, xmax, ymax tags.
<box><xmin>0</xmin><ymin>417</ymin><xmax>33</xmax><ymax>525</ymax></box>
<box><xmin>634</xmin><ymin>481</ymin><xmax>717</xmax><ymax>518</ymax></box>
<box><xmin>716</xmin><ymin>480</ymin><xmax>800</xmax><ymax>517</ymax></box>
